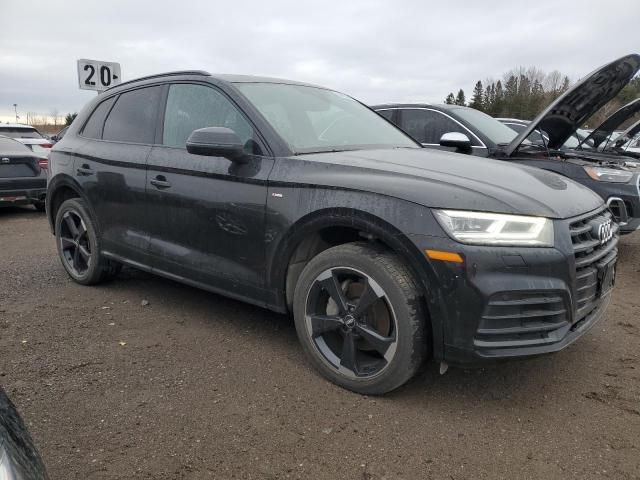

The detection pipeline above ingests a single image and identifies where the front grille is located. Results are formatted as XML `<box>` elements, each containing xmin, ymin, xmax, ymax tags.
<box><xmin>474</xmin><ymin>292</ymin><xmax>570</xmax><ymax>348</ymax></box>
<box><xmin>569</xmin><ymin>207</ymin><xmax>618</xmax><ymax>320</ymax></box>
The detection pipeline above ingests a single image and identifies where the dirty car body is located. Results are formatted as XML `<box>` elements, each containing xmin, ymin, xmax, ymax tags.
<box><xmin>47</xmin><ymin>71</ymin><xmax>617</xmax><ymax>393</ymax></box>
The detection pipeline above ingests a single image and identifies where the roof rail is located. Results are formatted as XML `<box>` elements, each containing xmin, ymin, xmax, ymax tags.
<box><xmin>105</xmin><ymin>70</ymin><xmax>211</xmax><ymax>91</ymax></box>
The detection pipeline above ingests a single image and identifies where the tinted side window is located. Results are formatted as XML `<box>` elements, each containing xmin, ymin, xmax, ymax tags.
<box><xmin>163</xmin><ymin>84</ymin><xmax>254</xmax><ymax>150</ymax></box>
<box><xmin>400</xmin><ymin>109</ymin><xmax>469</xmax><ymax>144</ymax></box>
<box><xmin>103</xmin><ymin>86</ymin><xmax>161</xmax><ymax>143</ymax></box>
<box><xmin>377</xmin><ymin>109</ymin><xmax>394</xmax><ymax>121</ymax></box>
<box><xmin>82</xmin><ymin>96</ymin><xmax>116</xmax><ymax>139</ymax></box>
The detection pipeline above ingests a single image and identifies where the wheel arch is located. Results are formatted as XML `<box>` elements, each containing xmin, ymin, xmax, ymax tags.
<box><xmin>269</xmin><ymin>207</ymin><xmax>433</xmax><ymax>313</ymax></box>
<box><xmin>46</xmin><ymin>175</ymin><xmax>91</xmax><ymax>234</ymax></box>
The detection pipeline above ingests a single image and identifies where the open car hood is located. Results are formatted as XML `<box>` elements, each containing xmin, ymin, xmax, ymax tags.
<box><xmin>583</xmin><ymin>98</ymin><xmax>640</xmax><ymax>149</ymax></box>
<box><xmin>503</xmin><ymin>54</ymin><xmax>640</xmax><ymax>156</ymax></box>
<box><xmin>606</xmin><ymin>118</ymin><xmax>640</xmax><ymax>151</ymax></box>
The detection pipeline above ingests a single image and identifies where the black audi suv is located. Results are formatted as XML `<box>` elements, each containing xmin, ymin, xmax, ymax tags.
<box><xmin>47</xmin><ymin>70</ymin><xmax>617</xmax><ymax>394</ymax></box>
<box><xmin>374</xmin><ymin>55</ymin><xmax>640</xmax><ymax>234</ymax></box>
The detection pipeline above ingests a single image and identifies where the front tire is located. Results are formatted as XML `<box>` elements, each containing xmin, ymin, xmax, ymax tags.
<box><xmin>293</xmin><ymin>242</ymin><xmax>428</xmax><ymax>395</ymax></box>
<box><xmin>55</xmin><ymin>198</ymin><xmax>121</xmax><ymax>285</ymax></box>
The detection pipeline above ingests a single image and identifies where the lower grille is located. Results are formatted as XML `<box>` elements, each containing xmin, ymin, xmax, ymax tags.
<box><xmin>474</xmin><ymin>292</ymin><xmax>570</xmax><ymax>348</ymax></box>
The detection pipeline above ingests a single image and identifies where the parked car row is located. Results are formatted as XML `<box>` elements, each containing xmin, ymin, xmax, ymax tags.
<box><xmin>0</xmin><ymin>136</ymin><xmax>48</xmax><ymax>211</ymax></box>
<box><xmin>41</xmin><ymin>54</ymin><xmax>639</xmax><ymax>394</ymax></box>
<box><xmin>373</xmin><ymin>58</ymin><xmax>640</xmax><ymax>234</ymax></box>
<box><xmin>0</xmin><ymin>124</ymin><xmax>53</xmax><ymax>156</ymax></box>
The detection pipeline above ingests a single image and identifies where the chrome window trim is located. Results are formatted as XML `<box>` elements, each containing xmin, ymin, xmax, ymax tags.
<box><xmin>376</xmin><ymin>107</ymin><xmax>487</xmax><ymax>149</ymax></box>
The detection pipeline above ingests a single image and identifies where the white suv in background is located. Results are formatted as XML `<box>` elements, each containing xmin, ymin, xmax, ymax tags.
<box><xmin>0</xmin><ymin>123</ymin><xmax>53</xmax><ymax>156</ymax></box>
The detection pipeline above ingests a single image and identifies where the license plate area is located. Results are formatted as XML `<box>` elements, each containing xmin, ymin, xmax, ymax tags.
<box><xmin>597</xmin><ymin>258</ymin><xmax>617</xmax><ymax>298</ymax></box>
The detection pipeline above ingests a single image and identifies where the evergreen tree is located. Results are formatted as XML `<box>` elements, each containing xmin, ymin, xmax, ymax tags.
<box><xmin>470</xmin><ymin>81</ymin><xmax>484</xmax><ymax>110</ymax></box>
<box><xmin>444</xmin><ymin>93</ymin><xmax>456</xmax><ymax>104</ymax></box>
<box><xmin>455</xmin><ymin>89</ymin><xmax>466</xmax><ymax>106</ymax></box>
<box><xmin>494</xmin><ymin>80</ymin><xmax>504</xmax><ymax>116</ymax></box>
<box><xmin>65</xmin><ymin>112</ymin><xmax>78</xmax><ymax>125</ymax></box>
<box><xmin>518</xmin><ymin>75</ymin><xmax>532</xmax><ymax>118</ymax></box>
<box><xmin>484</xmin><ymin>84</ymin><xmax>494</xmax><ymax>114</ymax></box>
<box><xmin>530</xmin><ymin>80</ymin><xmax>545</xmax><ymax>120</ymax></box>
<box><xmin>503</xmin><ymin>76</ymin><xmax>518</xmax><ymax>117</ymax></box>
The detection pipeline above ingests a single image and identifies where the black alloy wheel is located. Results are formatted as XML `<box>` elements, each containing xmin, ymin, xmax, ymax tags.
<box><xmin>59</xmin><ymin>210</ymin><xmax>92</xmax><ymax>276</ymax></box>
<box><xmin>55</xmin><ymin>198</ymin><xmax>121</xmax><ymax>285</ymax></box>
<box><xmin>304</xmin><ymin>267</ymin><xmax>398</xmax><ymax>379</ymax></box>
<box><xmin>293</xmin><ymin>242</ymin><xmax>428</xmax><ymax>395</ymax></box>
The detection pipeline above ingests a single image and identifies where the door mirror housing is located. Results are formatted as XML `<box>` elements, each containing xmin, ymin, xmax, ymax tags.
<box><xmin>186</xmin><ymin>127</ymin><xmax>246</xmax><ymax>161</ymax></box>
<box><xmin>439</xmin><ymin>132</ymin><xmax>472</xmax><ymax>153</ymax></box>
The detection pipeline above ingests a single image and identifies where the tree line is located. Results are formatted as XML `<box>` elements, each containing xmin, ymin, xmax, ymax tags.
<box><xmin>444</xmin><ymin>67</ymin><xmax>640</xmax><ymax>128</ymax></box>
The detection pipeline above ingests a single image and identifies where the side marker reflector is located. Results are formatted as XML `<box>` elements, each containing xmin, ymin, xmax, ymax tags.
<box><xmin>425</xmin><ymin>249</ymin><xmax>464</xmax><ymax>263</ymax></box>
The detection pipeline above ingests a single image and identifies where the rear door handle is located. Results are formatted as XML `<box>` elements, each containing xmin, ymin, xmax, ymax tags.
<box><xmin>150</xmin><ymin>175</ymin><xmax>171</xmax><ymax>189</ymax></box>
<box><xmin>76</xmin><ymin>164</ymin><xmax>94</xmax><ymax>176</ymax></box>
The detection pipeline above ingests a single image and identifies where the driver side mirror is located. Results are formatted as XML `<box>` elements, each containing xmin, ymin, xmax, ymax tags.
<box><xmin>186</xmin><ymin>127</ymin><xmax>246</xmax><ymax>162</ymax></box>
<box><xmin>439</xmin><ymin>132</ymin><xmax>472</xmax><ymax>153</ymax></box>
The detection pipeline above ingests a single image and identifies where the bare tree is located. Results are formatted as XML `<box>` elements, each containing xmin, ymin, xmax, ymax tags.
<box><xmin>544</xmin><ymin>70</ymin><xmax>563</xmax><ymax>93</ymax></box>
<box><xmin>50</xmin><ymin>108</ymin><xmax>60</xmax><ymax>127</ymax></box>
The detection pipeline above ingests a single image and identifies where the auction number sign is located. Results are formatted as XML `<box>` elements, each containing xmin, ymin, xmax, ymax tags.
<box><xmin>77</xmin><ymin>59</ymin><xmax>121</xmax><ymax>92</ymax></box>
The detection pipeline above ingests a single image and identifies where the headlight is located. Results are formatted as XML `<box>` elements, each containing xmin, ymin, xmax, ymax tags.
<box><xmin>584</xmin><ymin>166</ymin><xmax>633</xmax><ymax>183</ymax></box>
<box><xmin>434</xmin><ymin>210</ymin><xmax>554</xmax><ymax>247</ymax></box>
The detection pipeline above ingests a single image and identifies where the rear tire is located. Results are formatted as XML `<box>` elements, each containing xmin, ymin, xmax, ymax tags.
<box><xmin>55</xmin><ymin>198</ymin><xmax>121</xmax><ymax>285</ymax></box>
<box><xmin>293</xmin><ymin>242</ymin><xmax>428</xmax><ymax>395</ymax></box>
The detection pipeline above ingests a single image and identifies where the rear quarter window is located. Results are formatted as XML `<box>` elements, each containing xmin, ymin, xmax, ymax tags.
<box><xmin>102</xmin><ymin>86</ymin><xmax>162</xmax><ymax>144</ymax></box>
<box><xmin>81</xmin><ymin>96</ymin><xmax>117</xmax><ymax>139</ymax></box>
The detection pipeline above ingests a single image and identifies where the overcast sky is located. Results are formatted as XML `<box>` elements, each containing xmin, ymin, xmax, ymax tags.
<box><xmin>1</xmin><ymin>0</ymin><xmax>638</xmax><ymax>123</ymax></box>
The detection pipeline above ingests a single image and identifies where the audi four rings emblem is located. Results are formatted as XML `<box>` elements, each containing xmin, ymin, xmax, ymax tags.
<box><xmin>597</xmin><ymin>220</ymin><xmax>613</xmax><ymax>244</ymax></box>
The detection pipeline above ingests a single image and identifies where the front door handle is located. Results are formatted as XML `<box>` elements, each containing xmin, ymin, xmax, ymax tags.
<box><xmin>150</xmin><ymin>175</ymin><xmax>172</xmax><ymax>189</ymax></box>
<box><xmin>76</xmin><ymin>164</ymin><xmax>94</xmax><ymax>176</ymax></box>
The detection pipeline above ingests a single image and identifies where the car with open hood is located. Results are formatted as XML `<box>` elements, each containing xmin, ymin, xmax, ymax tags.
<box><xmin>581</xmin><ymin>98</ymin><xmax>640</xmax><ymax>151</ymax></box>
<box><xmin>47</xmin><ymin>70</ymin><xmax>617</xmax><ymax>394</ymax></box>
<box><xmin>604</xmin><ymin>118</ymin><xmax>640</xmax><ymax>159</ymax></box>
<box><xmin>374</xmin><ymin>54</ymin><xmax>640</xmax><ymax>234</ymax></box>
<box><xmin>499</xmin><ymin>97</ymin><xmax>640</xmax><ymax>157</ymax></box>
<box><xmin>497</xmin><ymin>118</ymin><xmax>595</xmax><ymax>150</ymax></box>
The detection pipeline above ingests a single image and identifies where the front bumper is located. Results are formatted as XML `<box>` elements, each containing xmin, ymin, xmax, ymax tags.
<box><xmin>409</xmin><ymin>207</ymin><xmax>617</xmax><ymax>366</ymax></box>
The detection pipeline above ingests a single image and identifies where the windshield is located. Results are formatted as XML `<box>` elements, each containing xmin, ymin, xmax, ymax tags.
<box><xmin>0</xmin><ymin>127</ymin><xmax>42</xmax><ymax>139</ymax></box>
<box><xmin>235</xmin><ymin>83</ymin><xmax>418</xmax><ymax>154</ymax></box>
<box><xmin>451</xmin><ymin>108</ymin><xmax>518</xmax><ymax>145</ymax></box>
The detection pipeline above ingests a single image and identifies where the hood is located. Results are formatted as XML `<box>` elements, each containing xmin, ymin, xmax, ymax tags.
<box><xmin>582</xmin><ymin>98</ymin><xmax>640</xmax><ymax>149</ymax></box>
<box><xmin>503</xmin><ymin>54</ymin><xmax>640</xmax><ymax>156</ymax></box>
<box><xmin>295</xmin><ymin>148</ymin><xmax>603</xmax><ymax>219</ymax></box>
<box><xmin>606</xmin><ymin>118</ymin><xmax>640</xmax><ymax>151</ymax></box>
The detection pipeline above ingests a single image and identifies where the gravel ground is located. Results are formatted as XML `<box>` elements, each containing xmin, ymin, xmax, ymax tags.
<box><xmin>1</xmin><ymin>206</ymin><xmax>639</xmax><ymax>480</ymax></box>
